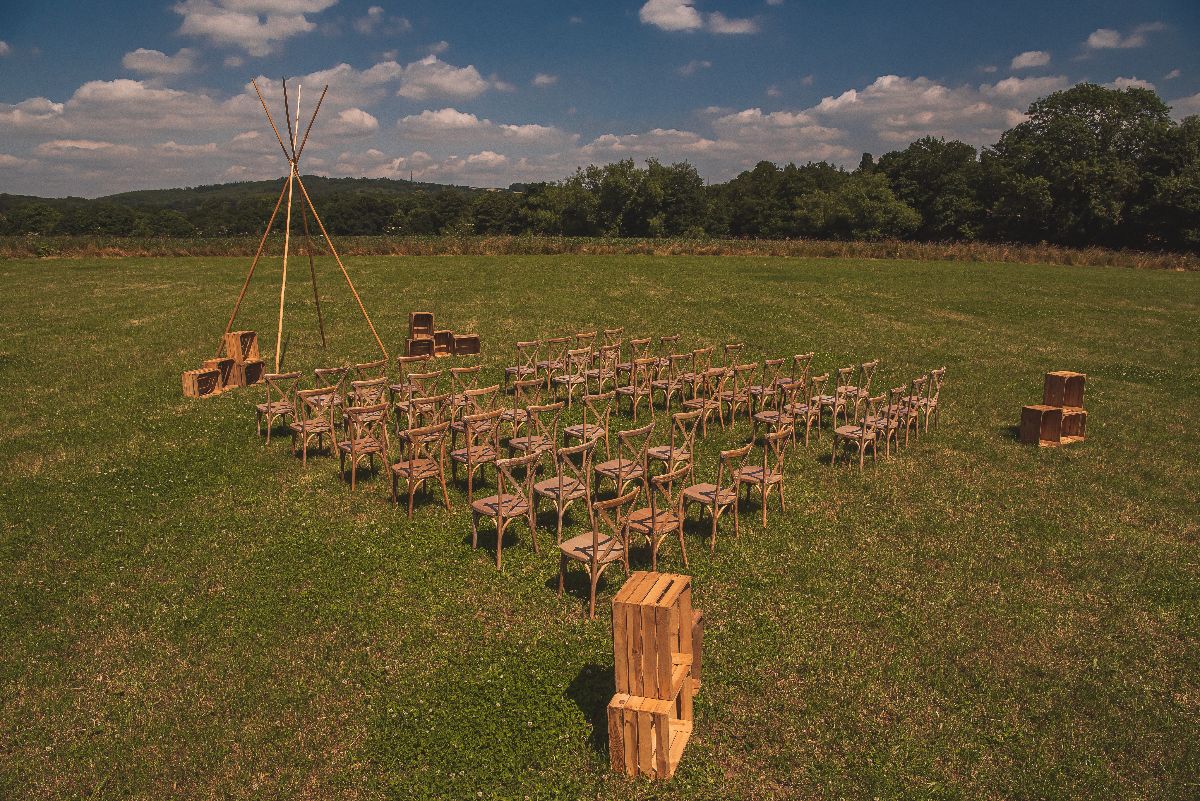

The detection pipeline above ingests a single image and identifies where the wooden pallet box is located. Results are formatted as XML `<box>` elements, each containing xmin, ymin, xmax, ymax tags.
<box><xmin>232</xmin><ymin>358</ymin><xmax>265</xmax><ymax>387</ymax></box>
<box><xmin>1043</xmin><ymin>371</ymin><xmax>1085</xmax><ymax>408</ymax></box>
<box><xmin>203</xmin><ymin>357</ymin><xmax>235</xmax><ymax>390</ymax></box>
<box><xmin>433</xmin><ymin>330</ymin><xmax>455</xmax><ymax>357</ymax></box>
<box><xmin>1020</xmin><ymin>404</ymin><xmax>1062</xmax><ymax>446</ymax></box>
<box><xmin>612</xmin><ymin>572</ymin><xmax>699</xmax><ymax>701</ymax></box>
<box><xmin>607</xmin><ymin>693</ymin><xmax>692</xmax><ymax>780</ymax></box>
<box><xmin>1059</xmin><ymin>407</ymin><xmax>1087</xmax><ymax>444</ymax></box>
<box><xmin>409</xmin><ymin>311</ymin><xmax>434</xmax><ymax>340</ymax></box>
<box><xmin>407</xmin><ymin>337</ymin><xmax>435</xmax><ymax>357</ymax></box>
<box><xmin>223</xmin><ymin>330</ymin><xmax>260</xmax><ymax>363</ymax></box>
<box><xmin>453</xmin><ymin>333</ymin><xmax>481</xmax><ymax>356</ymax></box>
<box><xmin>182</xmin><ymin>367</ymin><xmax>220</xmax><ymax>398</ymax></box>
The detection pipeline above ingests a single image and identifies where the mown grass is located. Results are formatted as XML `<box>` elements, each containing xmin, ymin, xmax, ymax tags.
<box><xmin>0</xmin><ymin>254</ymin><xmax>1197</xmax><ymax>800</ymax></box>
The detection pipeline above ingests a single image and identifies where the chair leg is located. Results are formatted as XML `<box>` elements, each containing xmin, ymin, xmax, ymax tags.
<box><xmin>471</xmin><ymin>512</ymin><xmax>479</xmax><ymax>549</ymax></box>
<box><xmin>761</xmin><ymin>485</ymin><xmax>767</xmax><ymax>527</ymax></box>
<box><xmin>408</xmin><ymin>482</ymin><xmax>417</xmax><ymax>519</ymax></box>
<box><xmin>558</xmin><ymin>554</ymin><xmax>567</xmax><ymax>598</ymax></box>
<box><xmin>710</xmin><ymin>504</ymin><xmax>718</xmax><ymax>553</ymax></box>
<box><xmin>589</xmin><ymin>570</ymin><xmax>600</xmax><ymax>619</ymax></box>
<box><xmin>495</xmin><ymin>519</ymin><xmax>504</xmax><ymax>570</ymax></box>
<box><xmin>678</xmin><ymin>524</ymin><xmax>688</xmax><ymax>568</ymax></box>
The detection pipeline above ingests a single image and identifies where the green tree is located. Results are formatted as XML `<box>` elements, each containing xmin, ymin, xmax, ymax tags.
<box><xmin>794</xmin><ymin>172</ymin><xmax>921</xmax><ymax>240</ymax></box>
<box><xmin>878</xmin><ymin>137</ymin><xmax>983</xmax><ymax>240</ymax></box>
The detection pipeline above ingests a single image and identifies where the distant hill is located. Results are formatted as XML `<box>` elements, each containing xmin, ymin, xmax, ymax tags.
<box><xmin>96</xmin><ymin>175</ymin><xmax>486</xmax><ymax>208</ymax></box>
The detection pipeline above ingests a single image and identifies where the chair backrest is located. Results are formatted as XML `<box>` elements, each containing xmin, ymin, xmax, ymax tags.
<box><xmin>791</xmin><ymin>352</ymin><xmax>814</xmax><ymax>384</ymax></box>
<box><xmin>665</xmin><ymin>353</ymin><xmax>691</xmax><ymax>382</ymax></box>
<box><xmin>525</xmin><ymin>401</ymin><xmax>565</xmax><ymax>451</ymax></box>
<box><xmin>543</xmin><ymin>336</ymin><xmax>570</xmax><ymax>364</ymax></box>
<box><xmin>350</xmin><ymin>377</ymin><xmax>389</xmax><ymax>406</ymax></box>
<box><xmin>462</xmin><ymin>383</ymin><xmax>500</xmax><ymax>414</ymax></box>
<box><xmin>407</xmin><ymin>370</ymin><xmax>443</xmax><ymax>398</ymax></box>
<box><xmin>808</xmin><ymin>373</ymin><xmax>830</xmax><ymax>404</ymax></box>
<box><xmin>658</xmin><ymin>334</ymin><xmax>681</xmax><ymax>358</ymax></box>
<box><xmin>691</xmin><ymin>346</ymin><xmax>714</xmax><ymax>376</ymax></box>
<box><xmin>574</xmin><ymin>331</ymin><xmax>597</xmax><ymax>349</ymax></box>
<box><xmin>907</xmin><ymin>377</ymin><xmax>927</xmax><ymax>414</ymax></box>
<box><xmin>410</xmin><ymin>391</ymin><xmax>452</xmax><ymax>428</ymax></box>
<box><xmin>564</xmin><ymin>346</ymin><xmax>592</xmax><ymax>376</ymax></box>
<box><xmin>602</xmin><ymin>327</ymin><xmax>625</xmax><ymax>347</ymax></box>
<box><xmin>496</xmin><ymin>451</ymin><xmax>540</xmax><ymax>506</ymax></box>
<box><xmin>464</xmin><ymin>407</ymin><xmax>504</xmax><ymax>449</ymax></box>
<box><xmin>628</xmin><ymin>357</ymin><xmax>657</xmax><ymax>392</ymax></box>
<box><xmin>928</xmin><ymin>367</ymin><xmax>946</xmax><ymax>404</ymax></box>
<box><xmin>591</xmin><ymin>488</ymin><xmax>641</xmax><ymax>567</ymax></box>
<box><xmin>511</xmin><ymin>377</ymin><xmax>545</xmax><ymax>411</ymax></box>
<box><xmin>295</xmin><ymin>387</ymin><xmax>337</xmax><ymax>427</ymax></box>
<box><xmin>264</xmin><ymin>371</ymin><xmax>302</xmax><ymax>409</ymax></box>
<box><xmin>395</xmin><ymin>354</ymin><xmax>430</xmax><ymax>384</ymax></box>
<box><xmin>759</xmin><ymin>358</ymin><xmax>787</xmax><ymax>389</ymax></box>
<box><xmin>731</xmin><ymin>362</ymin><xmax>757</xmax><ymax>397</ymax></box>
<box><xmin>403</xmin><ymin>420</ymin><xmax>449</xmax><ymax>463</ymax></box>
<box><xmin>649</xmin><ymin>464</ymin><xmax>690</xmax><ymax>517</ymax></box>
<box><xmin>859</xmin><ymin>395</ymin><xmax>885</xmax><ymax>434</ymax></box>
<box><xmin>668</xmin><ymin>409</ymin><xmax>704</xmax><ymax>465</ymax></box>
<box><xmin>885</xmin><ymin>386</ymin><xmax>908</xmax><ymax>422</ymax></box>
<box><xmin>627</xmin><ymin>337</ymin><xmax>652</xmax><ymax>362</ymax></box>
<box><xmin>716</xmin><ymin>443</ymin><xmax>754</xmax><ymax>494</ymax></box>
<box><xmin>693</xmin><ymin>366</ymin><xmax>725</xmax><ymax>400</ymax></box>
<box><xmin>514</xmin><ymin>340</ymin><xmax>541</xmax><ymax>370</ymax></box>
<box><xmin>762</xmin><ymin>426</ymin><xmax>792</xmax><ymax>476</ymax></box>
<box><xmin>857</xmin><ymin>360</ymin><xmax>880</xmax><ymax>394</ymax></box>
<box><xmin>618</xmin><ymin>421</ymin><xmax>655</xmax><ymax>468</ymax></box>
<box><xmin>723</xmin><ymin>342</ymin><xmax>745</xmax><ymax>367</ymax></box>
<box><xmin>345</xmin><ymin>403</ymin><xmax>390</xmax><ymax>448</ymax></box>
<box><xmin>592</xmin><ymin>344</ymin><xmax>622</xmax><ymax>390</ymax></box>
<box><xmin>834</xmin><ymin>366</ymin><xmax>855</xmax><ymax>395</ymax></box>
<box><xmin>314</xmin><ymin>366</ymin><xmax>349</xmax><ymax>394</ymax></box>
<box><xmin>580</xmin><ymin>390</ymin><xmax>615</xmax><ymax>438</ymax></box>
<box><xmin>450</xmin><ymin>365</ymin><xmax>482</xmax><ymax>395</ymax></box>
<box><xmin>354</xmin><ymin>359</ymin><xmax>388</xmax><ymax>380</ymax></box>
<box><xmin>554</xmin><ymin>438</ymin><xmax>596</xmax><ymax>497</ymax></box>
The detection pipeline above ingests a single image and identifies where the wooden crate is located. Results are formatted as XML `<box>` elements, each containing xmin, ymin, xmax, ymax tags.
<box><xmin>223</xmin><ymin>330</ymin><xmax>260</xmax><ymax>363</ymax></box>
<box><xmin>409</xmin><ymin>311</ymin><xmax>434</xmax><ymax>340</ymax></box>
<box><xmin>232</xmin><ymin>359</ymin><xmax>265</xmax><ymax>387</ymax></box>
<box><xmin>612</xmin><ymin>572</ymin><xmax>698</xmax><ymax>701</ymax></box>
<box><xmin>607</xmin><ymin>693</ymin><xmax>693</xmax><ymax>780</ymax></box>
<box><xmin>690</xmin><ymin>609</ymin><xmax>704</xmax><ymax>692</ymax></box>
<box><xmin>1043</xmin><ymin>371</ymin><xmax>1085</xmax><ymax>408</ymax></box>
<box><xmin>1060</xmin><ymin>407</ymin><xmax>1087</xmax><ymax>444</ymax></box>
<box><xmin>453</xmin><ymin>334</ymin><xmax>481</xmax><ymax>356</ymax></box>
<box><xmin>1020</xmin><ymin>404</ymin><xmax>1062</xmax><ymax>446</ymax></box>
<box><xmin>203</xmin><ymin>357</ymin><xmax>235</xmax><ymax>390</ymax></box>
<box><xmin>182</xmin><ymin>367</ymin><xmax>220</xmax><ymax>398</ymax></box>
<box><xmin>407</xmin><ymin>337</ymin><xmax>435</xmax><ymax>357</ymax></box>
<box><xmin>433</xmin><ymin>330</ymin><xmax>454</xmax><ymax>357</ymax></box>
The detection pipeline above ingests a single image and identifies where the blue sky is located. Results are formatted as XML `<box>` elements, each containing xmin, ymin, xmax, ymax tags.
<box><xmin>1</xmin><ymin>1</ymin><xmax>1197</xmax><ymax>196</ymax></box>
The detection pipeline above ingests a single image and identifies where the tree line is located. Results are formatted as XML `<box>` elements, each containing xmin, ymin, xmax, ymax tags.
<box><xmin>2</xmin><ymin>83</ymin><xmax>1197</xmax><ymax>251</ymax></box>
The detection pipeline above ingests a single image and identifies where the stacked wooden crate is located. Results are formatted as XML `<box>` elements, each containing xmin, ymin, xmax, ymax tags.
<box><xmin>406</xmin><ymin>311</ymin><xmax>481</xmax><ymax>358</ymax></box>
<box><xmin>607</xmin><ymin>571</ymin><xmax>704</xmax><ymax>780</ymax></box>
<box><xmin>180</xmin><ymin>330</ymin><xmax>263</xmax><ymax>398</ymax></box>
<box><xmin>1020</xmin><ymin>371</ymin><xmax>1087</xmax><ymax>447</ymax></box>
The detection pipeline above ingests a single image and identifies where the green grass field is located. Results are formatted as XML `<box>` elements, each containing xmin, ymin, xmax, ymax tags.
<box><xmin>1</xmin><ymin>254</ymin><xmax>1198</xmax><ymax>800</ymax></box>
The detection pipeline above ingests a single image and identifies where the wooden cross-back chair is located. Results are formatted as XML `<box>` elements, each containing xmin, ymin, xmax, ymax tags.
<box><xmin>615</xmin><ymin>357</ymin><xmax>657</xmax><ymax>421</ymax></box>
<box><xmin>504</xmin><ymin>340</ymin><xmax>541</xmax><ymax>391</ymax></box>
<box><xmin>406</xmin><ymin>391</ymin><xmax>452</xmax><ymax>435</ymax></box>
<box><xmin>574</xmin><ymin>330</ymin><xmax>597</xmax><ymax>350</ymax></box>
<box><xmin>628</xmin><ymin>464</ymin><xmax>690</xmax><ymax>572</ymax></box>
<box><xmin>389</xmin><ymin>354</ymin><xmax>431</xmax><ymax>408</ymax></box>
<box><xmin>349</xmin><ymin>376</ymin><xmax>389</xmax><ymax>408</ymax></box>
<box><xmin>748</xmin><ymin>358</ymin><xmax>788</xmax><ymax>415</ymax></box>
<box><xmin>723</xmin><ymin>342</ymin><xmax>745</xmax><ymax>369</ymax></box>
<box><xmin>820</xmin><ymin>366</ymin><xmax>856</xmax><ymax>429</ymax></box>
<box><xmin>289</xmin><ymin>387</ymin><xmax>337</xmax><ymax>465</ymax></box>
<box><xmin>313</xmin><ymin>365</ymin><xmax>350</xmax><ymax>409</ymax></box>
<box><xmin>508</xmin><ymin>401</ymin><xmax>564</xmax><ymax>459</ymax></box>
<box><xmin>449</xmin><ymin>365</ymin><xmax>483</xmax><ymax>409</ymax></box>
<box><xmin>681</xmin><ymin>366</ymin><xmax>727</xmax><ymax>436</ymax></box>
<box><xmin>647</xmin><ymin>408</ymin><xmax>704</xmax><ymax>483</ymax></box>
<box><xmin>848</xmin><ymin>359</ymin><xmax>880</xmax><ymax>422</ymax></box>
<box><xmin>616</xmin><ymin>337</ymin><xmax>652</xmax><ymax>380</ymax></box>
<box><xmin>602</xmin><ymin>327</ymin><xmax>625</xmax><ymax>347</ymax></box>
<box><xmin>750</xmin><ymin>373</ymin><xmax>791</xmax><ymax>443</ymax></box>
<box><xmin>682</xmin><ymin>442</ymin><xmax>752</xmax><ymax>553</ymax></box>
<box><xmin>390</xmin><ymin>420</ymin><xmax>451</xmax><ymax>517</ymax></box>
<box><xmin>500</xmin><ymin>377</ymin><xmax>544</xmax><ymax>441</ymax></box>
<box><xmin>558</xmin><ymin>488</ymin><xmax>638</xmax><ymax>619</ymax></box>
<box><xmin>791</xmin><ymin>352</ymin><xmax>815</xmax><ymax>384</ymax></box>
<box><xmin>450</xmin><ymin>383</ymin><xmax>500</xmax><ymax>453</ymax></box>
<box><xmin>353</xmin><ymin>358</ymin><xmax>388</xmax><ymax>381</ymax></box>
<box><xmin>564</xmin><ymin>390</ymin><xmax>615</xmax><ymax>458</ymax></box>
<box><xmin>832</xmin><ymin>394</ymin><xmax>883</xmax><ymax>471</ymax></box>
<box><xmin>595</xmin><ymin>421</ymin><xmax>654</xmax><ymax>497</ymax></box>
<box><xmin>865</xmin><ymin>386</ymin><xmax>907</xmax><ymax>457</ymax></box>
<box><xmin>736</xmin><ymin>426</ymin><xmax>791</xmax><ymax>526</ymax></box>
<box><xmin>256</xmin><ymin>371</ymin><xmax>301</xmax><ymax>443</ymax></box>
<box><xmin>651</xmin><ymin>353</ymin><xmax>691</xmax><ymax>412</ymax></box>
<box><xmin>900</xmin><ymin>376</ymin><xmax>927</xmax><ymax>446</ymax></box>
<box><xmin>584</xmin><ymin>344</ymin><xmax>622</xmax><ymax>394</ymax></box>
<box><xmin>913</xmin><ymin>367</ymin><xmax>945</xmax><ymax>432</ymax></box>
<box><xmin>537</xmin><ymin>336</ymin><xmax>571</xmax><ymax>390</ymax></box>
<box><xmin>553</xmin><ymin>346</ymin><xmax>592</xmax><ymax>408</ymax></box>
<box><xmin>656</xmin><ymin>334</ymin><xmax>682</xmax><ymax>366</ymax></box>
<box><xmin>472</xmin><ymin>450</ymin><xmax>541</xmax><ymax>570</ymax></box>
<box><xmin>338</xmin><ymin>402</ymin><xmax>390</xmax><ymax>490</ymax></box>
<box><xmin>680</xmin><ymin>346</ymin><xmax>714</xmax><ymax>400</ymax></box>
<box><xmin>785</xmin><ymin>372</ymin><xmax>828</xmax><ymax>445</ymax></box>
<box><xmin>396</xmin><ymin>369</ymin><xmax>445</xmax><ymax>429</ymax></box>
<box><xmin>534</xmin><ymin>438</ymin><xmax>597</xmax><ymax>545</ymax></box>
<box><xmin>719</xmin><ymin>362</ymin><xmax>757</xmax><ymax>425</ymax></box>
<box><xmin>449</xmin><ymin>406</ymin><xmax>504</xmax><ymax>503</ymax></box>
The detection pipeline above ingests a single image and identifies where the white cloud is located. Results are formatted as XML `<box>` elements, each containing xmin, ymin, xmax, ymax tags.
<box><xmin>766</xmin><ymin>0</ymin><xmax>784</xmax><ymax>5</ymax></box>
<box><xmin>639</xmin><ymin>0</ymin><xmax>757</xmax><ymax>34</ymax></box>
<box><xmin>678</xmin><ymin>60</ymin><xmax>712</xmax><ymax>76</ymax></box>
<box><xmin>1164</xmin><ymin>69</ymin><xmax>1181</xmax><ymax>80</ymax></box>
<box><xmin>766</xmin><ymin>84</ymin><xmax>781</xmax><ymax>97</ymax></box>
<box><xmin>0</xmin><ymin>153</ymin><xmax>29</xmax><ymax>167</ymax></box>
<box><xmin>34</xmin><ymin>139</ymin><xmax>139</xmax><ymax>160</ymax></box>
<box><xmin>224</xmin><ymin>55</ymin><xmax>245</xmax><ymax>68</ymax></box>
<box><xmin>174</xmin><ymin>0</ymin><xmax>337</xmax><ymax>56</ymax></box>
<box><xmin>466</xmin><ymin>150</ymin><xmax>507</xmax><ymax>168</ymax></box>
<box><xmin>326</xmin><ymin>107</ymin><xmax>379</xmax><ymax>135</ymax></box>
<box><xmin>1085</xmin><ymin>22</ymin><xmax>1166</xmax><ymax>50</ymax></box>
<box><xmin>532</xmin><ymin>73</ymin><xmax>558</xmax><ymax>87</ymax></box>
<box><xmin>1010</xmin><ymin>50</ymin><xmax>1050</xmax><ymax>70</ymax></box>
<box><xmin>0</xmin><ymin>97</ymin><xmax>66</xmax><ymax>130</ymax></box>
<box><xmin>427</xmin><ymin>40</ymin><xmax>450</xmax><ymax>55</ymax></box>
<box><xmin>569</xmin><ymin>15</ymin><xmax>583</xmax><ymax>24</ymax></box>
<box><xmin>981</xmin><ymin>65</ymin><xmax>998</xmax><ymax>74</ymax></box>
<box><xmin>397</xmin><ymin>108</ymin><xmax>573</xmax><ymax>146</ymax></box>
<box><xmin>396</xmin><ymin>55</ymin><xmax>492</xmax><ymax>100</ymax></box>
<box><xmin>122</xmin><ymin>48</ymin><xmax>199</xmax><ymax>76</ymax></box>
<box><xmin>1171</xmin><ymin>93</ymin><xmax>1200</xmax><ymax>117</ymax></box>
<box><xmin>1107</xmin><ymin>76</ymin><xmax>1155</xmax><ymax>91</ymax></box>
<box><xmin>353</xmin><ymin>5</ymin><xmax>410</xmax><ymax>35</ymax></box>
<box><xmin>0</xmin><ymin>41</ymin><xmax>10</xmax><ymax>57</ymax></box>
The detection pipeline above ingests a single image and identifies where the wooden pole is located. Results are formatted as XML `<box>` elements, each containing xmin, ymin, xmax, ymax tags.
<box><xmin>276</xmin><ymin>167</ymin><xmax>294</xmax><ymax>372</ymax></box>
<box><xmin>299</xmin><ymin>202</ymin><xmax>326</xmax><ymax>348</ymax></box>
<box><xmin>295</xmin><ymin>85</ymin><xmax>328</xmax><ymax>162</ymax></box>
<box><xmin>252</xmin><ymin>79</ymin><xmax>292</xmax><ymax>162</ymax></box>
<box><xmin>218</xmin><ymin>178</ymin><xmax>288</xmax><ymax>355</ymax></box>
<box><xmin>294</xmin><ymin>173</ymin><xmax>389</xmax><ymax>360</ymax></box>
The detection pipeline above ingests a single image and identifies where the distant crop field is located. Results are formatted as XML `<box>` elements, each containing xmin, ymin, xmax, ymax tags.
<box><xmin>1</xmin><ymin>254</ymin><xmax>1197</xmax><ymax>799</ymax></box>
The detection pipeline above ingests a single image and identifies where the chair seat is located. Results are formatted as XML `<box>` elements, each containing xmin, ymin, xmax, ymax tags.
<box><xmin>534</xmin><ymin>476</ymin><xmax>588</xmax><ymax>500</ymax></box>
<box><xmin>627</xmin><ymin>507</ymin><xmax>681</xmax><ymax>534</ymax></box>
<box><xmin>563</xmin><ymin>423</ymin><xmax>605</xmax><ymax>441</ymax></box>
<box><xmin>338</xmin><ymin>437</ymin><xmax>384</xmax><ymax>454</ymax></box>
<box><xmin>864</xmin><ymin>415</ymin><xmax>898</xmax><ymax>430</ymax></box>
<box><xmin>615</xmin><ymin>385</ymin><xmax>649</xmax><ymax>396</ymax></box>
<box><xmin>499</xmin><ymin>408</ymin><xmax>530</xmax><ymax>424</ymax></box>
<box><xmin>559</xmin><ymin>532</ymin><xmax>625</xmax><ymax>563</ymax></box>
<box><xmin>682</xmin><ymin>482</ymin><xmax>737</xmax><ymax>506</ymax></box>
<box><xmin>783</xmin><ymin>402</ymin><xmax>815</xmax><ymax>415</ymax></box>
<box><xmin>450</xmin><ymin>444</ymin><xmax>497</xmax><ymax>463</ymax></box>
<box><xmin>256</xmin><ymin>401</ymin><xmax>293</xmax><ymax>415</ymax></box>
<box><xmin>471</xmin><ymin>493</ymin><xmax>529</xmax><ymax>518</ymax></box>
<box><xmin>752</xmin><ymin>411</ymin><xmax>792</xmax><ymax>426</ymax></box>
<box><xmin>815</xmin><ymin>394</ymin><xmax>839</xmax><ymax>406</ymax></box>
<box><xmin>509</xmin><ymin>434</ymin><xmax>551</xmax><ymax>452</ymax></box>
<box><xmin>391</xmin><ymin>458</ymin><xmax>441</xmax><ymax>480</ymax></box>
<box><xmin>834</xmin><ymin>425</ymin><xmax>875</xmax><ymax>441</ymax></box>
<box><xmin>505</xmin><ymin>365</ymin><xmax>537</xmax><ymax>377</ymax></box>
<box><xmin>734</xmin><ymin>465</ymin><xmax>782</xmax><ymax>486</ymax></box>
<box><xmin>289</xmin><ymin>420</ymin><xmax>331</xmax><ymax>435</ymax></box>
<box><xmin>595</xmin><ymin>458</ymin><xmax>643</xmax><ymax>479</ymax></box>
<box><xmin>681</xmin><ymin>398</ymin><xmax>718</xmax><ymax>411</ymax></box>
<box><xmin>646</xmin><ymin>445</ymin><xmax>690</xmax><ymax>463</ymax></box>
<box><xmin>554</xmin><ymin>374</ymin><xmax>586</xmax><ymax>385</ymax></box>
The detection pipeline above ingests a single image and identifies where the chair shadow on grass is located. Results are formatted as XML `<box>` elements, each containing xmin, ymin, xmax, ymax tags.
<box><xmin>1000</xmin><ymin>424</ymin><xmax>1021</xmax><ymax>441</ymax></box>
<box><xmin>566</xmin><ymin>662</ymin><xmax>616</xmax><ymax>756</ymax></box>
